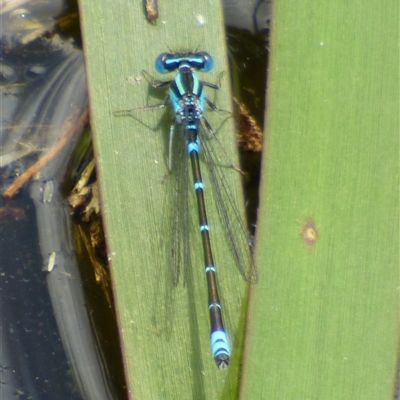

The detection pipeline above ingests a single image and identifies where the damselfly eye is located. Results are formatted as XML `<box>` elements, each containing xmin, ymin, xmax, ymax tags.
<box><xmin>196</xmin><ymin>52</ymin><xmax>214</xmax><ymax>72</ymax></box>
<box><xmin>155</xmin><ymin>52</ymin><xmax>173</xmax><ymax>74</ymax></box>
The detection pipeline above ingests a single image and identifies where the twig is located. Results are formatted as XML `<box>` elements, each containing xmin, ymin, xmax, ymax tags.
<box><xmin>3</xmin><ymin>108</ymin><xmax>89</xmax><ymax>198</ymax></box>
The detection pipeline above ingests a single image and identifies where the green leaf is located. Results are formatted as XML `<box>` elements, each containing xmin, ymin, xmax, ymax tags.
<box><xmin>241</xmin><ymin>1</ymin><xmax>399</xmax><ymax>399</ymax></box>
<box><xmin>78</xmin><ymin>1</ymin><xmax>250</xmax><ymax>398</ymax></box>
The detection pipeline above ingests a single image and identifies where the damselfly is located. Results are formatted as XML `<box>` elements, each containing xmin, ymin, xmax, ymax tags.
<box><xmin>115</xmin><ymin>51</ymin><xmax>257</xmax><ymax>369</ymax></box>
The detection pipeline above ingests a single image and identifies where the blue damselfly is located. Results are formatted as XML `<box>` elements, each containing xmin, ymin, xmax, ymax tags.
<box><xmin>115</xmin><ymin>51</ymin><xmax>257</xmax><ymax>369</ymax></box>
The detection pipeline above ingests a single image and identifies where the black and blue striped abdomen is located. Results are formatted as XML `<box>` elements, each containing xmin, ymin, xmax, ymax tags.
<box><xmin>186</xmin><ymin>129</ymin><xmax>230</xmax><ymax>368</ymax></box>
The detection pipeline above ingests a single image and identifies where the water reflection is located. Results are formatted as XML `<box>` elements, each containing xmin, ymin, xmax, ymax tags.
<box><xmin>1</xmin><ymin>1</ymin><xmax>123</xmax><ymax>399</ymax></box>
<box><xmin>1</xmin><ymin>199</ymin><xmax>81</xmax><ymax>399</ymax></box>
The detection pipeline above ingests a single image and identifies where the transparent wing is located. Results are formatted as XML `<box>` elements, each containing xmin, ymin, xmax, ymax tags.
<box><xmin>164</xmin><ymin>123</ymin><xmax>191</xmax><ymax>286</ymax></box>
<box><xmin>199</xmin><ymin>123</ymin><xmax>258</xmax><ymax>283</ymax></box>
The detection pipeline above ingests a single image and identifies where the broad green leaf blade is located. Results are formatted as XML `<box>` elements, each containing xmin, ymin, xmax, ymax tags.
<box><xmin>78</xmin><ymin>1</ymin><xmax>251</xmax><ymax>398</ymax></box>
<box><xmin>242</xmin><ymin>1</ymin><xmax>398</xmax><ymax>399</ymax></box>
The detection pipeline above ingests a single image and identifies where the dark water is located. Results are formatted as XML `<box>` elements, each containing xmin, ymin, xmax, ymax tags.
<box><xmin>0</xmin><ymin>1</ymin><xmax>121</xmax><ymax>398</ymax></box>
<box><xmin>1</xmin><ymin>195</ymin><xmax>81</xmax><ymax>399</ymax></box>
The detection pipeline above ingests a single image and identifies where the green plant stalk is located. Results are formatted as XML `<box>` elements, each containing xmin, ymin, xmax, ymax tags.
<box><xmin>241</xmin><ymin>1</ymin><xmax>399</xmax><ymax>399</ymax></box>
<box><xmin>78</xmin><ymin>0</ymin><xmax>252</xmax><ymax>398</ymax></box>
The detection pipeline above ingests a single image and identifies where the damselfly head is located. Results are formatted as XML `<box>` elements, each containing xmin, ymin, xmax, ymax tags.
<box><xmin>155</xmin><ymin>52</ymin><xmax>214</xmax><ymax>74</ymax></box>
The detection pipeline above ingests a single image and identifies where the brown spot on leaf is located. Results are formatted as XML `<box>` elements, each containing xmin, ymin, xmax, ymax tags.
<box><xmin>301</xmin><ymin>219</ymin><xmax>318</xmax><ymax>249</ymax></box>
